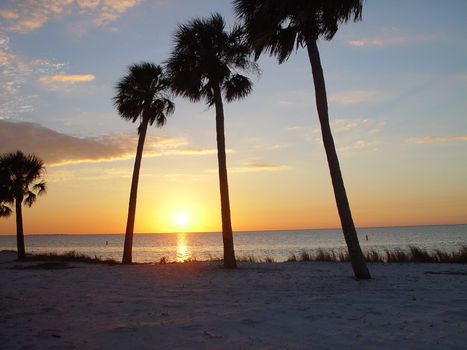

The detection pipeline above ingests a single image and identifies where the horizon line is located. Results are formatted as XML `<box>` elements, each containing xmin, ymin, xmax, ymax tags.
<box><xmin>1</xmin><ymin>222</ymin><xmax>466</xmax><ymax>236</ymax></box>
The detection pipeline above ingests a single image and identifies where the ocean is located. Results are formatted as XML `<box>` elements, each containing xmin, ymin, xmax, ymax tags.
<box><xmin>1</xmin><ymin>224</ymin><xmax>466</xmax><ymax>263</ymax></box>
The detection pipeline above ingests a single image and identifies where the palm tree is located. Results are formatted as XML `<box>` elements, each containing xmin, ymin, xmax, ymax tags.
<box><xmin>0</xmin><ymin>151</ymin><xmax>47</xmax><ymax>260</ymax></box>
<box><xmin>166</xmin><ymin>14</ymin><xmax>256</xmax><ymax>269</ymax></box>
<box><xmin>114</xmin><ymin>62</ymin><xmax>175</xmax><ymax>264</ymax></box>
<box><xmin>234</xmin><ymin>0</ymin><xmax>371</xmax><ymax>279</ymax></box>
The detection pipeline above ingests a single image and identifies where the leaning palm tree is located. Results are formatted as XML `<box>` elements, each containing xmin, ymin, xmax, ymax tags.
<box><xmin>114</xmin><ymin>62</ymin><xmax>175</xmax><ymax>264</ymax></box>
<box><xmin>234</xmin><ymin>0</ymin><xmax>370</xmax><ymax>279</ymax></box>
<box><xmin>0</xmin><ymin>151</ymin><xmax>47</xmax><ymax>260</ymax></box>
<box><xmin>166</xmin><ymin>14</ymin><xmax>256</xmax><ymax>269</ymax></box>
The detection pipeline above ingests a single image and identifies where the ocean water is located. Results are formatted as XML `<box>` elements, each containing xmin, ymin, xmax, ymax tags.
<box><xmin>0</xmin><ymin>224</ymin><xmax>466</xmax><ymax>263</ymax></box>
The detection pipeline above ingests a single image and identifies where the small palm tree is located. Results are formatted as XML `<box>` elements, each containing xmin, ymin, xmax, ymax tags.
<box><xmin>114</xmin><ymin>62</ymin><xmax>175</xmax><ymax>264</ymax></box>
<box><xmin>166</xmin><ymin>13</ymin><xmax>256</xmax><ymax>269</ymax></box>
<box><xmin>0</xmin><ymin>151</ymin><xmax>47</xmax><ymax>260</ymax></box>
<box><xmin>234</xmin><ymin>0</ymin><xmax>370</xmax><ymax>279</ymax></box>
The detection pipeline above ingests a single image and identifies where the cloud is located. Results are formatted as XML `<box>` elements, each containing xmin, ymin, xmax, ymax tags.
<box><xmin>47</xmin><ymin>167</ymin><xmax>133</xmax><ymax>183</ymax></box>
<box><xmin>287</xmin><ymin>126</ymin><xmax>308</xmax><ymax>132</ymax></box>
<box><xmin>337</xmin><ymin>140</ymin><xmax>380</xmax><ymax>153</ymax></box>
<box><xmin>76</xmin><ymin>0</ymin><xmax>100</xmax><ymax>9</ymax></box>
<box><xmin>346</xmin><ymin>28</ymin><xmax>440</xmax><ymax>48</ymax></box>
<box><xmin>38</xmin><ymin>74</ymin><xmax>95</xmax><ymax>87</ymax></box>
<box><xmin>0</xmin><ymin>32</ymin><xmax>65</xmax><ymax>118</ymax></box>
<box><xmin>0</xmin><ymin>1</ymin><xmax>73</xmax><ymax>33</ymax></box>
<box><xmin>331</xmin><ymin>119</ymin><xmax>369</xmax><ymax>133</ymax></box>
<box><xmin>270</xmin><ymin>144</ymin><xmax>289</xmax><ymax>150</ymax></box>
<box><xmin>92</xmin><ymin>0</ymin><xmax>140</xmax><ymax>26</ymax></box>
<box><xmin>330</xmin><ymin>90</ymin><xmax>380</xmax><ymax>105</ymax></box>
<box><xmin>227</xmin><ymin>162</ymin><xmax>289</xmax><ymax>173</ymax></box>
<box><xmin>407</xmin><ymin>136</ymin><xmax>467</xmax><ymax>145</ymax></box>
<box><xmin>0</xmin><ymin>120</ymin><xmax>220</xmax><ymax>166</ymax></box>
<box><xmin>348</xmin><ymin>39</ymin><xmax>384</xmax><ymax>47</ymax></box>
<box><xmin>0</xmin><ymin>0</ymin><xmax>142</xmax><ymax>33</ymax></box>
<box><xmin>309</xmin><ymin>118</ymin><xmax>384</xmax><ymax>154</ymax></box>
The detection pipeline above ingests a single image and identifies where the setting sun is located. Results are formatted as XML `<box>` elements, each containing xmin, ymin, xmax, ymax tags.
<box><xmin>175</xmin><ymin>212</ymin><xmax>190</xmax><ymax>229</ymax></box>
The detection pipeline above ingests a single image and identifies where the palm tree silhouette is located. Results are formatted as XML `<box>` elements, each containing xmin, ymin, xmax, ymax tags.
<box><xmin>234</xmin><ymin>0</ymin><xmax>370</xmax><ymax>279</ymax></box>
<box><xmin>0</xmin><ymin>151</ymin><xmax>47</xmax><ymax>260</ymax></box>
<box><xmin>114</xmin><ymin>62</ymin><xmax>175</xmax><ymax>264</ymax></box>
<box><xmin>166</xmin><ymin>13</ymin><xmax>257</xmax><ymax>269</ymax></box>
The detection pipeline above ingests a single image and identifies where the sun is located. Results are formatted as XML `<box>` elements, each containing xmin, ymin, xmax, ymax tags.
<box><xmin>174</xmin><ymin>212</ymin><xmax>190</xmax><ymax>229</ymax></box>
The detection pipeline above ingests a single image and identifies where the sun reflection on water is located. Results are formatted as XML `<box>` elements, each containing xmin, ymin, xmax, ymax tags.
<box><xmin>176</xmin><ymin>232</ymin><xmax>191</xmax><ymax>262</ymax></box>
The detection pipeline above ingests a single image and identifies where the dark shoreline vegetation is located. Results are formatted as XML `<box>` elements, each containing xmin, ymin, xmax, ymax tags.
<box><xmin>4</xmin><ymin>246</ymin><xmax>466</xmax><ymax>265</ymax></box>
<box><xmin>23</xmin><ymin>251</ymin><xmax>118</xmax><ymax>265</ymax></box>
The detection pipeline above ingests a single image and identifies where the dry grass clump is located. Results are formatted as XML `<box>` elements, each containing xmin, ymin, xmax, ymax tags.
<box><xmin>383</xmin><ymin>246</ymin><xmax>467</xmax><ymax>263</ymax></box>
<box><xmin>237</xmin><ymin>255</ymin><xmax>275</xmax><ymax>263</ymax></box>
<box><xmin>25</xmin><ymin>251</ymin><xmax>118</xmax><ymax>265</ymax></box>
<box><xmin>287</xmin><ymin>246</ymin><xmax>467</xmax><ymax>264</ymax></box>
<box><xmin>288</xmin><ymin>249</ymin><xmax>349</xmax><ymax>262</ymax></box>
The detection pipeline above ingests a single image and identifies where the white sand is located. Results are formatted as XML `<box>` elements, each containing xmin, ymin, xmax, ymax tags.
<box><xmin>1</xmin><ymin>251</ymin><xmax>467</xmax><ymax>349</ymax></box>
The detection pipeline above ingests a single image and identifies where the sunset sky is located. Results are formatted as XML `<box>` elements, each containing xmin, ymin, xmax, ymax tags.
<box><xmin>0</xmin><ymin>0</ymin><xmax>466</xmax><ymax>235</ymax></box>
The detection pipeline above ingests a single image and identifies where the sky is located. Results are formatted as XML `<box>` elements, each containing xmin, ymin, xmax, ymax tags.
<box><xmin>0</xmin><ymin>0</ymin><xmax>466</xmax><ymax>235</ymax></box>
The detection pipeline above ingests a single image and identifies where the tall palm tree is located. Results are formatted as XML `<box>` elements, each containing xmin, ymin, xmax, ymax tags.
<box><xmin>234</xmin><ymin>0</ymin><xmax>371</xmax><ymax>279</ymax></box>
<box><xmin>114</xmin><ymin>62</ymin><xmax>175</xmax><ymax>264</ymax></box>
<box><xmin>166</xmin><ymin>13</ymin><xmax>256</xmax><ymax>269</ymax></box>
<box><xmin>0</xmin><ymin>151</ymin><xmax>47</xmax><ymax>260</ymax></box>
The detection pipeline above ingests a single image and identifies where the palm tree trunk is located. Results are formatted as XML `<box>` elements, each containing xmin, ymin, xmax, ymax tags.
<box><xmin>213</xmin><ymin>84</ymin><xmax>237</xmax><ymax>269</ymax></box>
<box><xmin>306</xmin><ymin>39</ymin><xmax>370</xmax><ymax>279</ymax></box>
<box><xmin>122</xmin><ymin>117</ymin><xmax>149</xmax><ymax>264</ymax></box>
<box><xmin>15</xmin><ymin>194</ymin><xmax>25</xmax><ymax>260</ymax></box>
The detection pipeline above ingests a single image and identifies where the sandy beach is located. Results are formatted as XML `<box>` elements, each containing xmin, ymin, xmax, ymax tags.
<box><xmin>1</xmin><ymin>251</ymin><xmax>467</xmax><ymax>349</ymax></box>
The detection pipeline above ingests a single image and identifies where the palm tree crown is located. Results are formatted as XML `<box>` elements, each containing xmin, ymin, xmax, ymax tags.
<box><xmin>234</xmin><ymin>0</ymin><xmax>363</xmax><ymax>62</ymax></box>
<box><xmin>0</xmin><ymin>151</ymin><xmax>47</xmax><ymax>209</ymax></box>
<box><xmin>114</xmin><ymin>62</ymin><xmax>175</xmax><ymax>130</ymax></box>
<box><xmin>166</xmin><ymin>13</ymin><xmax>256</xmax><ymax>105</ymax></box>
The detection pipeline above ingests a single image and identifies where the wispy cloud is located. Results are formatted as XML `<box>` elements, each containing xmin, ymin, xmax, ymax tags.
<box><xmin>287</xmin><ymin>126</ymin><xmax>309</xmax><ymax>132</ymax></box>
<box><xmin>270</xmin><ymin>144</ymin><xmax>289</xmax><ymax>150</ymax></box>
<box><xmin>0</xmin><ymin>32</ymin><xmax>65</xmax><ymax>118</ymax></box>
<box><xmin>91</xmin><ymin>0</ymin><xmax>140</xmax><ymax>26</ymax></box>
<box><xmin>348</xmin><ymin>39</ymin><xmax>384</xmax><ymax>47</ymax></box>
<box><xmin>228</xmin><ymin>162</ymin><xmax>289</xmax><ymax>173</ymax></box>
<box><xmin>47</xmin><ymin>167</ymin><xmax>133</xmax><ymax>183</ymax></box>
<box><xmin>310</xmin><ymin>118</ymin><xmax>384</xmax><ymax>153</ymax></box>
<box><xmin>331</xmin><ymin>119</ymin><xmax>369</xmax><ymax>133</ymax></box>
<box><xmin>330</xmin><ymin>90</ymin><xmax>380</xmax><ymax>105</ymax></box>
<box><xmin>346</xmin><ymin>28</ymin><xmax>440</xmax><ymax>48</ymax></box>
<box><xmin>0</xmin><ymin>0</ymin><xmax>142</xmax><ymax>33</ymax></box>
<box><xmin>38</xmin><ymin>74</ymin><xmax>95</xmax><ymax>87</ymax></box>
<box><xmin>0</xmin><ymin>120</ymin><xmax>220</xmax><ymax>166</ymax></box>
<box><xmin>337</xmin><ymin>139</ymin><xmax>380</xmax><ymax>153</ymax></box>
<box><xmin>407</xmin><ymin>135</ymin><xmax>467</xmax><ymax>145</ymax></box>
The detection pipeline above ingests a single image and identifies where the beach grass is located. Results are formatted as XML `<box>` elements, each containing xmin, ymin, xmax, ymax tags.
<box><xmin>237</xmin><ymin>255</ymin><xmax>276</xmax><ymax>263</ymax></box>
<box><xmin>17</xmin><ymin>246</ymin><xmax>467</xmax><ymax>265</ymax></box>
<box><xmin>25</xmin><ymin>251</ymin><xmax>118</xmax><ymax>265</ymax></box>
<box><xmin>287</xmin><ymin>246</ymin><xmax>467</xmax><ymax>264</ymax></box>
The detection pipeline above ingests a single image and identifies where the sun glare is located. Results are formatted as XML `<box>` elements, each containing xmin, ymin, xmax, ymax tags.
<box><xmin>175</xmin><ymin>212</ymin><xmax>190</xmax><ymax>229</ymax></box>
<box><xmin>154</xmin><ymin>200</ymin><xmax>210</xmax><ymax>233</ymax></box>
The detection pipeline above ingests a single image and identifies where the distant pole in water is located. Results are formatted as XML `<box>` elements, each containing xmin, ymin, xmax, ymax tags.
<box><xmin>106</xmin><ymin>240</ymin><xmax>108</xmax><ymax>246</ymax></box>
<box><xmin>365</xmin><ymin>235</ymin><xmax>368</xmax><ymax>241</ymax></box>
